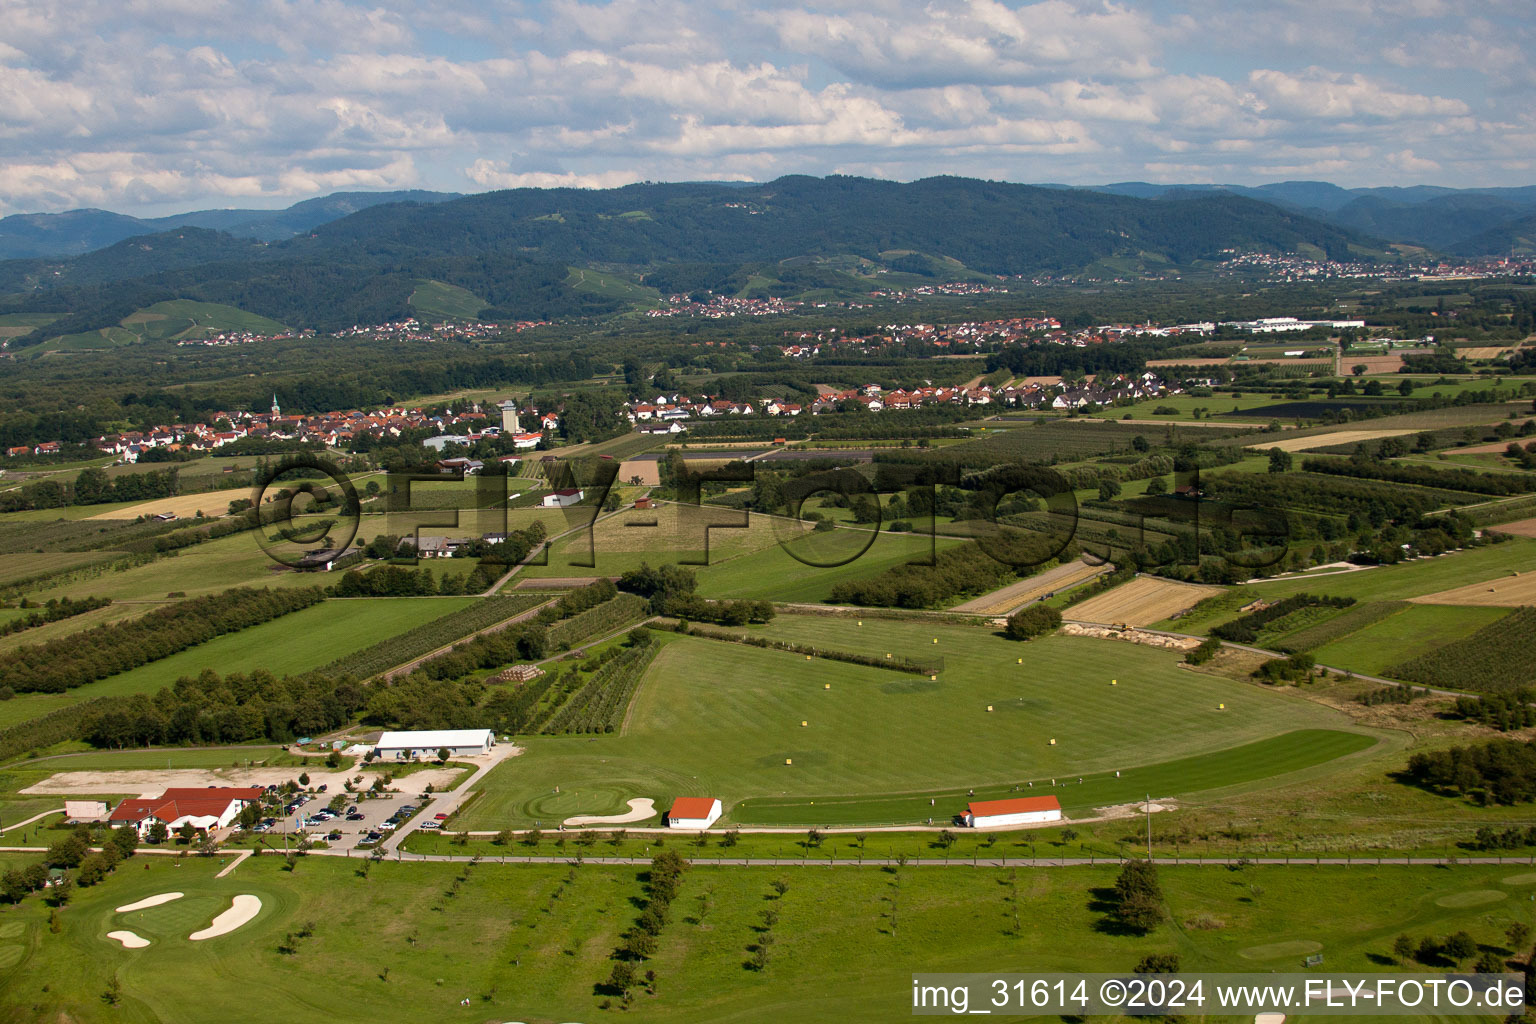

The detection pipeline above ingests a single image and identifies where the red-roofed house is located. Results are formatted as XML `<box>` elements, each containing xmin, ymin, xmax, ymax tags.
<box><xmin>963</xmin><ymin>795</ymin><xmax>1061</xmax><ymax>828</ymax></box>
<box><xmin>666</xmin><ymin>797</ymin><xmax>722</xmax><ymax>830</ymax></box>
<box><xmin>108</xmin><ymin>787</ymin><xmax>263</xmax><ymax>837</ymax></box>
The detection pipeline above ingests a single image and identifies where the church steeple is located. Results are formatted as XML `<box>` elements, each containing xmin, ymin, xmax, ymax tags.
<box><xmin>271</xmin><ymin>394</ymin><xmax>281</xmax><ymax>417</ymax></box>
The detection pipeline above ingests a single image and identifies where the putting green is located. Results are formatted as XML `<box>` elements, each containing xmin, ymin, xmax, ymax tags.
<box><xmin>1238</xmin><ymin>939</ymin><xmax>1323</xmax><ymax>961</ymax></box>
<box><xmin>1502</xmin><ymin>873</ymin><xmax>1536</xmax><ymax>886</ymax></box>
<box><xmin>1435</xmin><ymin>890</ymin><xmax>1508</xmax><ymax>908</ymax></box>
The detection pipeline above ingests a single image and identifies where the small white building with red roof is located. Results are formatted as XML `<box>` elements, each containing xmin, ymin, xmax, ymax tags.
<box><xmin>963</xmin><ymin>795</ymin><xmax>1061</xmax><ymax>829</ymax></box>
<box><xmin>666</xmin><ymin>797</ymin><xmax>723</xmax><ymax>830</ymax></box>
<box><xmin>108</xmin><ymin>787</ymin><xmax>264</xmax><ymax>836</ymax></box>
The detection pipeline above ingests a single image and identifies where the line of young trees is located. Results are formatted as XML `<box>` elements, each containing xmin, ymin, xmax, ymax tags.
<box><xmin>0</xmin><ymin>595</ymin><xmax>111</xmax><ymax>640</ymax></box>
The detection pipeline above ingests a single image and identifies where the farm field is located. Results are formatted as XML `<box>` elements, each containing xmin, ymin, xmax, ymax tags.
<box><xmin>21</xmin><ymin>530</ymin><xmax>317</xmax><ymax>604</ymax></box>
<box><xmin>459</xmin><ymin>622</ymin><xmax>1363</xmax><ymax>828</ymax></box>
<box><xmin>1238</xmin><ymin>539</ymin><xmax>1536</xmax><ymax>606</ymax></box>
<box><xmin>521</xmin><ymin>503</ymin><xmax>804</xmax><ymax>578</ymax></box>
<box><xmin>1088</xmin><ymin>393</ymin><xmax>1293</xmax><ymax>421</ymax></box>
<box><xmin>950</xmin><ymin>558</ymin><xmax>1109</xmax><ymax>615</ymax></box>
<box><xmin>86</xmin><ymin>493</ymin><xmax>232</xmax><ymax>521</ymax></box>
<box><xmin>1488</xmin><ymin>516</ymin><xmax>1536</xmax><ymax>537</ymax></box>
<box><xmin>1309</xmin><ymin>604</ymin><xmax>1510</xmax><ymax>678</ymax></box>
<box><xmin>1245</xmin><ymin>428</ymin><xmax>1419</xmax><ymax>453</ymax></box>
<box><xmin>6</xmin><ymin>855</ymin><xmax>1535</xmax><ymax>1024</ymax></box>
<box><xmin>1067</xmin><ymin>575</ymin><xmax>1220</xmax><ymax>626</ymax></box>
<box><xmin>1410</xmin><ymin>569</ymin><xmax>1536</xmax><ymax>606</ymax></box>
<box><xmin>0</xmin><ymin>550</ymin><xmax>118</xmax><ymax>586</ymax></box>
<box><xmin>693</xmin><ymin>529</ymin><xmax>967</xmax><ymax>603</ymax></box>
<box><xmin>0</xmin><ymin>500</ymin><xmax>149</xmax><ymax>521</ymax></box>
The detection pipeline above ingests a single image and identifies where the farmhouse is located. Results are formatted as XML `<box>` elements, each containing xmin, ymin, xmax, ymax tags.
<box><xmin>542</xmin><ymin>488</ymin><xmax>585</xmax><ymax>508</ymax></box>
<box><xmin>666</xmin><ymin>797</ymin><xmax>723</xmax><ymax>830</ymax></box>
<box><xmin>373</xmin><ymin>728</ymin><xmax>495</xmax><ymax>760</ymax></box>
<box><xmin>963</xmin><ymin>795</ymin><xmax>1062</xmax><ymax>828</ymax></box>
<box><xmin>108</xmin><ymin>787</ymin><xmax>264</xmax><ymax>837</ymax></box>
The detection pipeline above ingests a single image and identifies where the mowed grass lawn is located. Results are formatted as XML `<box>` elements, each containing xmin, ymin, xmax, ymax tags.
<box><xmin>463</xmin><ymin>620</ymin><xmax>1366</xmax><ymax>828</ymax></box>
<box><xmin>1310</xmin><ymin>603</ymin><xmax>1510</xmax><ymax>678</ymax></box>
<box><xmin>0</xmin><ymin>598</ymin><xmax>475</xmax><ymax>731</ymax></box>
<box><xmin>8</xmin><ymin>855</ymin><xmax>1536</xmax><ymax>1023</ymax></box>
<box><xmin>76</xmin><ymin>596</ymin><xmax>478</xmax><ymax>695</ymax></box>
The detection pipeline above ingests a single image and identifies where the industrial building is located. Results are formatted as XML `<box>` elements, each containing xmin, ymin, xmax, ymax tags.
<box><xmin>373</xmin><ymin>728</ymin><xmax>496</xmax><ymax>760</ymax></box>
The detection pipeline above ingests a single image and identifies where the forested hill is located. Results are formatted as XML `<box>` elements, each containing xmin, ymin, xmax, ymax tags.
<box><xmin>302</xmin><ymin>175</ymin><xmax>1374</xmax><ymax>270</ymax></box>
<box><xmin>0</xmin><ymin>175</ymin><xmax>1384</xmax><ymax>340</ymax></box>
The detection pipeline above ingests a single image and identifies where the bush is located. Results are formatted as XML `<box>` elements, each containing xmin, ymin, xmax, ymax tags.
<box><xmin>1004</xmin><ymin>604</ymin><xmax>1062</xmax><ymax>641</ymax></box>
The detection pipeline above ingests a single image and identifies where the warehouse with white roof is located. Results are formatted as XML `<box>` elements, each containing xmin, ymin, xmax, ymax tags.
<box><xmin>373</xmin><ymin>729</ymin><xmax>495</xmax><ymax>760</ymax></box>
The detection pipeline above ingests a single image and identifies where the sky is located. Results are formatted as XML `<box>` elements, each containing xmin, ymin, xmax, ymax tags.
<box><xmin>1</xmin><ymin>0</ymin><xmax>1533</xmax><ymax>216</ymax></box>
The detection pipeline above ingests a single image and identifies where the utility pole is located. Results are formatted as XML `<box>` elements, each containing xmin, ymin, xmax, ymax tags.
<box><xmin>1145</xmin><ymin>794</ymin><xmax>1152</xmax><ymax>861</ymax></box>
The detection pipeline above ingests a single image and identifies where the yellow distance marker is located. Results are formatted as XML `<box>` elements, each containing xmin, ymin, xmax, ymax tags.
<box><xmin>1218</xmin><ymin>703</ymin><xmax>1225</xmax><ymax>710</ymax></box>
<box><xmin>824</xmin><ymin>683</ymin><xmax>831</xmax><ymax>690</ymax></box>
<box><xmin>785</xmin><ymin>758</ymin><xmax>792</xmax><ymax>765</ymax></box>
<box><xmin>986</xmin><ymin>705</ymin><xmax>993</xmax><ymax>712</ymax></box>
<box><xmin>1112</xmin><ymin>679</ymin><xmax>1117</xmax><ymax>685</ymax></box>
<box><xmin>1049</xmin><ymin>738</ymin><xmax>1057</xmax><ymax>746</ymax></box>
<box><xmin>801</xmin><ymin>720</ymin><xmax>808</xmax><ymax>727</ymax></box>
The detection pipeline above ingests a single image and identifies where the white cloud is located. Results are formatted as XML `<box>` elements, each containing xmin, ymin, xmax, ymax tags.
<box><xmin>0</xmin><ymin>0</ymin><xmax>1530</xmax><ymax>214</ymax></box>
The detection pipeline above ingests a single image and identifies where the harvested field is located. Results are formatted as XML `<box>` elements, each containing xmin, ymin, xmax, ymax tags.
<box><xmin>1489</xmin><ymin>518</ymin><xmax>1536</xmax><ymax>538</ymax></box>
<box><xmin>951</xmin><ymin>558</ymin><xmax>1111</xmax><ymax>615</ymax></box>
<box><xmin>1245</xmin><ymin>428</ymin><xmax>1418</xmax><ymax>453</ymax></box>
<box><xmin>1409</xmin><ymin>570</ymin><xmax>1536</xmax><ymax>606</ymax></box>
<box><xmin>1344</xmin><ymin>354</ymin><xmax>1407</xmax><ymax>374</ymax></box>
<box><xmin>1448</xmin><ymin>440</ymin><xmax>1528</xmax><ymax>455</ymax></box>
<box><xmin>1068</xmin><ymin>575</ymin><xmax>1222</xmax><ymax>626</ymax></box>
<box><xmin>1059</xmin><ymin>622</ymin><xmax>1199</xmax><ymax>651</ymax></box>
<box><xmin>87</xmin><ymin>492</ymin><xmax>233</xmax><ymax>522</ymax></box>
<box><xmin>1460</xmin><ymin>346</ymin><xmax>1517</xmax><ymax>359</ymax></box>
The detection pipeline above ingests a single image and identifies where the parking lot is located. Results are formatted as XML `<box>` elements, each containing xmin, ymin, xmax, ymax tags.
<box><xmin>236</xmin><ymin>784</ymin><xmax>447</xmax><ymax>853</ymax></box>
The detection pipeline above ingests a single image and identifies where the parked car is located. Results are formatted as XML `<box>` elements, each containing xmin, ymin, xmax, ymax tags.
<box><xmin>433</xmin><ymin>813</ymin><xmax>449</xmax><ymax>821</ymax></box>
<box><xmin>419</xmin><ymin>821</ymin><xmax>441</xmax><ymax>830</ymax></box>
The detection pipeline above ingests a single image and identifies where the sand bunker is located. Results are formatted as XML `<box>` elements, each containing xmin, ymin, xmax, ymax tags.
<box><xmin>189</xmin><ymin>895</ymin><xmax>262</xmax><ymax>941</ymax></box>
<box><xmin>107</xmin><ymin>930</ymin><xmax>150</xmax><ymax>948</ymax></box>
<box><xmin>565</xmin><ymin>798</ymin><xmax>657</xmax><ymax>827</ymax></box>
<box><xmin>116</xmin><ymin>892</ymin><xmax>184</xmax><ymax>913</ymax></box>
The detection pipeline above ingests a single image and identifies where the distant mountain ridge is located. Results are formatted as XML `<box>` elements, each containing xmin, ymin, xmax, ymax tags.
<box><xmin>6</xmin><ymin>178</ymin><xmax>1532</xmax><ymax>263</ymax></box>
<box><xmin>1084</xmin><ymin>181</ymin><xmax>1536</xmax><ymax>250</ymax></box>
<box><xmin>0</xmin><ymin>190</ymin><xmax>460</xmax><ymax>260</ymax></box>
<box><xmin>0</xmin><ymin>174</ymin><xmax>1436</xmax><ymax>343</ymax></box>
